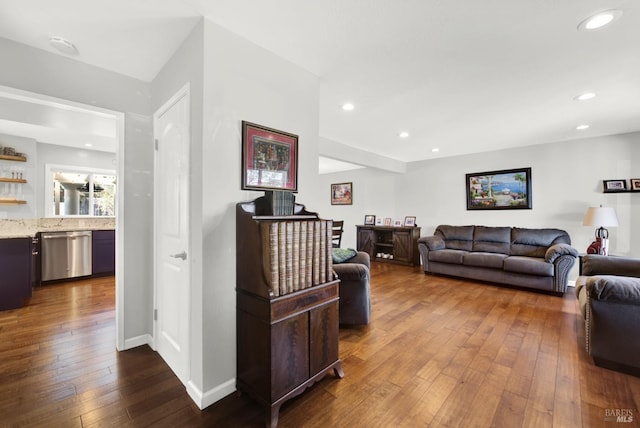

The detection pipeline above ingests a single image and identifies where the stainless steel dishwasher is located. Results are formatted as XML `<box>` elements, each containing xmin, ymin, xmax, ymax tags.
<box><xmin>41</xmin><ymin>231</ymin><xmax>92</xmax><ymax>281</ymax></box>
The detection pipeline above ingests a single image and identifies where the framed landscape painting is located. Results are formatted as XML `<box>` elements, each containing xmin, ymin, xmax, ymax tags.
<box><xmin>466</xmin><ymin>167</ymin><xmax>532</xmax><ymax>210</ymax></box>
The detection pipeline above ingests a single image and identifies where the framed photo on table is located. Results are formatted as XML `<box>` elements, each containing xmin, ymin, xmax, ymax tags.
<box><xmin>241</xmin><ymin>121</ymin><xmax>298</xmax><ymax>191</ymax></box>
<box><xmin>404</xmin><ymin>216</ymin><xmax>416</xmax><ymax>227</ymax></box>
<box><xmin>364</xmin><ymin>215</ymin><xmax>376</xmax><ymax>225</ymax></box>
<box><xmin>630</xmin><ymin>178</ymin><xmax>640</xmax><ymax>191</ymax></box>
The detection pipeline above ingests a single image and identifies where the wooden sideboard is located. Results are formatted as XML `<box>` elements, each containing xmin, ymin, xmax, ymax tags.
<box><xmin>236</xmin><ymin>197</ymin><xmax>343</xmax><ymax>427</ymax></box>
<box><xmin>357</xmin><ymin>225</ymin><xmax>421</xmax><ymax>266</ymax></box>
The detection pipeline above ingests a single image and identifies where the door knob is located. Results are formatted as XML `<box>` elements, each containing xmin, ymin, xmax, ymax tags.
<box><xmin>170</xmin><ymin>251</ymin><xmax>187</xmax><ymax>260</ymax></box>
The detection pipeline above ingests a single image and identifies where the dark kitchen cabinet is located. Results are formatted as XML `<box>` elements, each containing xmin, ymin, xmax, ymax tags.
<box><xmin>92</xmin><ymin>230</ymin><xmax>115</xmax><ymax>276</ymax></box>
<box><xmin>0</xmin><ymin>237</ymin><xmax>32</xmax><ymax>311</ymax></box>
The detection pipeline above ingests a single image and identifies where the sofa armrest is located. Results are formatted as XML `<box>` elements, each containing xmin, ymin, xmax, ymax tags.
<box><xmin>586</xmin><ymin>275</ymin><xmax>640</xmax><ymax>305</ymax></box>
<box><xmin>348</xmin><ymin>251</ymin><xmax>371</xmax><ymax>269</ymax></box>
<box><xmin>418</xmin><ymin>236</ymin><xmax>445</xmax><ymax>251</ymax></box>
<box><xmin>333</xmin><ymin>262</ymin><xmax>369</xmax><ymax>282</ymax></box>
<box><xmin>581</xmin><ymin>254</ymin><xmax>640</xmax><ymax>278</ymax></box>
<box><xmin>545</xmin><ymin>243</ymin><xmax>578</xmax><ymax>263</ymax></box>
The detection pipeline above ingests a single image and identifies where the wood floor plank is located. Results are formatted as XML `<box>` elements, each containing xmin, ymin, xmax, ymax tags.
<box><xmin>0</xmin><ymin>266</ymin><xmax>638</xmax><ymax>427</ymax></box>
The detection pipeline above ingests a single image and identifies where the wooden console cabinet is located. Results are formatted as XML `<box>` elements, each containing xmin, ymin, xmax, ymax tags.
<box><xmin>357</xmin><ymin>225</ymin><xmax>421</xmax><ymax>266</ymax></box>
<box><xmin>236</xmin><ymin>197</ymin><xmax>343</xmax><ymax>427</ymax></box>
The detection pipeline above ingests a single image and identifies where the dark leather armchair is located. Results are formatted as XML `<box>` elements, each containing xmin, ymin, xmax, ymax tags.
<box><xmin>333</xmin><ymin>251</ymin><xmax>371</xmax><ymax>325</ymax></box>
<box><xmin>575</xmin><ymin>254</ymin><xmax>640</xmax><ymax>376</ymax></box>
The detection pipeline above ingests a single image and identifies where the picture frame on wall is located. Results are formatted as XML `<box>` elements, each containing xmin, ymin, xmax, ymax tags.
<box><xmin>364</xmin><ymin>215</ymin><xmax>376</xmax><ymax>225</ymax></box>
<box><xmin>630</xmin><ymin>178</ymin><xmax>640</xmax><ymax>192</ymax></box>
<box><xmin>603</xmin><ymin>179</ymin><xmax>628</xmax><ymax>193</ymax></box>
<box><xmin>466</xmin><ymin>167</ymin><xmax>532</xmax><ymax>210</ymax></box>
<box><xmin>331</xmin><ymin>182</ymin><xmax>353</xmax><ymax>205</ymax></box>
<box><xmin>241</xmin><ymin>121</ymin><xmax>298</xmax><ymax>192</ymax></box>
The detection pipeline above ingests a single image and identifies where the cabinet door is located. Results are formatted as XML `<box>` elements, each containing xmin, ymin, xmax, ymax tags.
<box><xmin>0</xmin><ymin>238</ymin><xmax>30</xmax><ymax>311</ymax></box>
<box><xmin>393</xmin><ymin>230</ymin><xmax>412</xmax><ymax>263</ymax></box>
<box><xmin>357</xmin><ymin>227</ymin><xmax>374</xmax><ymax>256</ymax></box>
<box><xmin>309</xmin><ymin>301</ymin><xmax>339</xmax><ymax>376</ymax></box>
<box><xmin>92</xmin><ymin>230</ymin><xmax>115</xmax><ymax>275</ymax></box>
<box><xmin>271</xmin><ymin>312</ymin><xmax>309</xmax><ymax>400</ymax></box>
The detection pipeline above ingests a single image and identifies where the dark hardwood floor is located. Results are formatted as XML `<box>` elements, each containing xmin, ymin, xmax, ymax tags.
<box><xmin>1</xmin><ymin>265</ymin><xmax>638</xmax><ymax>427</ymax></box>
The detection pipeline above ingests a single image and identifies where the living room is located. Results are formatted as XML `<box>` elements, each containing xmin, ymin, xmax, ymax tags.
<box><xmin>0</xmin><ymin>2</ymin><xmax>638</xmax><ymax>426</ymax></box>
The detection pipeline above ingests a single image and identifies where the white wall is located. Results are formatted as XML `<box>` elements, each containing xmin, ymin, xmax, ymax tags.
<box><xmin>151</xmin><ymin>18</ymin><xmax>321</xmax><ymax>408</ymax></box>
<box><xmin>312</xmin><ymin>167</ymin><xmax>400</xmax><ymax>249</ymax></box>
<box><xmin>200</xmin><ymin>20</ymin><xmax>320</xmax><ymax>402</ymax></box>
<box><xmin>0</xmin><ymin>133</ymin><xmax>37</xmax><ymax>218</ymax></box>
<box><xmin>319</xmin><ymin>132</ymin><xmax>640</xmax><ymax>281</ymax></box>
<box><xmin>0</xmin><ymin>37</ymin><xmax>154</xmax><ymax>346</ymax></box>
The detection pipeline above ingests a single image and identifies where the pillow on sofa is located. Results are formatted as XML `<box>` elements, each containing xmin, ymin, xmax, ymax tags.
<box><xmin>333</xmin><ymin>248</ymin><xmax>358</xmax><ymax>263</ymax></box>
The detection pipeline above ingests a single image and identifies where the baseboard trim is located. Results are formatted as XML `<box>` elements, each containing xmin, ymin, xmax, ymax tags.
<box><xmin>121</xmin><ymin>334</ymin><xmax>152</xmax><ymax>350</ymax></box>
<box><xmin>187</xmin><ymin>378</ymin><xmax>236</xmax><ymax>410</ymax></box>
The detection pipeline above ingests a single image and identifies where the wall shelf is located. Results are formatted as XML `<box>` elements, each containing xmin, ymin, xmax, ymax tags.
<box><xmin>0</xmin><ymin>178</ymin><xmax>27</xmax><ymax>184</ymax></box>
<box><xmin>0</xmin><ymin>154</ymin><xmax>27</xmax><ymax>162</ymax></box>
<box><xmin>0</xmin><ymin>199</ymin><xmax>27</xmax><ymax>205</ymax></box>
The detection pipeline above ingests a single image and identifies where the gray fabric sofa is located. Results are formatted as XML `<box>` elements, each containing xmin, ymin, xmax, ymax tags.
<box><xmin>333</xmin><ymin>251</ymin><xmax>371</xmax><ymax>325</ymax></box>
<box><xmin>575</xmin><ymin>255</ymin><xmax>640</xmax><ymax>376</ymax></box>
<box><xmin>418</xmin><ymin>225</ymin><xmax>578</xmax><ymax>294</ymax></box>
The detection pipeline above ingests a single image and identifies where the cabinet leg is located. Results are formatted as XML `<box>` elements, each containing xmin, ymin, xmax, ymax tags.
<box><xmin>268</xmin><ymin>404</ymin><xmax>281</xmax><ymax>428</ymax></box>
<box><xmin>333</xmin><ymin>361</ymin><xmax>344</xmax><ymax>379</ymax></box>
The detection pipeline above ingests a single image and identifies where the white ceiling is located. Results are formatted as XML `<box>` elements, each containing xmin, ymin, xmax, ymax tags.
<box><xmin>0</xmin><ymin>0</ymin><xmax>639</xmax><ymax>166</ymax></box>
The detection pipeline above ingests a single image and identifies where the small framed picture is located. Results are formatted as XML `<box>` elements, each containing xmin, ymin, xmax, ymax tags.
<box><xmin>630</xmin><ymin>178</ymin><xmax>640</xmax><ymax>191</ymax></box>
<box><xmin>404</xmin><ymin>216</ymin><xmax>416</xmax><ymax>227</ymax></box>
<box><xmin>331</xmin><ymin>182</ymin><xmax>353</xmax><ymax>205</ymax></box>
<box><xmin>603</xmin><ymin>179</ymin><xmax>627</xmax><ymax>192</ymax></box>
<box><xmin>375</xmin><ymin>217</ymin><xmax>383</xmax><ymax>225</ymax></box>
<box><xmin>364</xmin><ymin>215</ymin><xmax>376</xmax><ymax>225</ymax></box>
<box><xmin>393</xmin><ymin>219</ymin><xmax>403</xmax><ymax>227</ymax></box>
<box><xmin>384</xmin><ymin>217</ymin><xmax>392</xmax><ymax>226</ymax></box>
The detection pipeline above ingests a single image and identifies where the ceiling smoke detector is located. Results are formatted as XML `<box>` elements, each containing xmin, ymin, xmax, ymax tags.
<box><xmin>49</xmin><ymin>36</ymin><xmax>78</xmax><ymax>55</ymax></box>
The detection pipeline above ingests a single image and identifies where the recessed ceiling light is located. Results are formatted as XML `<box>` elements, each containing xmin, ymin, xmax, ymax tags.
<box><xmin>576</xmin><ymin>124</ymin><xmax>590</xmax><ymax>130</ymax></box>
<box><xmin>341</xmin><ymin>103</ymin><xmax>354</xmax><ymax>111</ymax></box>
<box><xmin>49</xmin><ymin>36</ymin><xmax>78</xmax><ymax>55</ymax></box>
<box><xmin>432</xmin><ymin>148</ymin><xmax>440</xmax><ymax>153</ymax></box>
<box><xmin>399</xmin><ymin>131</ymin><xmax>410</xmax><ymax>138</ymax></box>
<box><xmin>574</xmin><ymin>92</ymin><xmax>596</xmax><ymax>101</ymax></box>
<box><xmin>577</xmin><ymin>9</ymin><xmax>622</xmax><ymax>31</ymax></box>
<box><xmin>85</xmin><ymin>143</ymin><xmax>93</xmax><ymax>147</ymax></box>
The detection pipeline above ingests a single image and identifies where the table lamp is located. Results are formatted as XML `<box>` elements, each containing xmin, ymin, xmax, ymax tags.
<box><xmin>582</xmin><ymin>205</ymin><xmax>619</xmax><ymax>255</ymax></box>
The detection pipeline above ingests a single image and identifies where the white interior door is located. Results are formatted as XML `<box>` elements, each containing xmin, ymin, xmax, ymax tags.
<box><xmin>153</xmin><ymin>84</ymin><xmax>190</xmax><ymax>384</ymax></box>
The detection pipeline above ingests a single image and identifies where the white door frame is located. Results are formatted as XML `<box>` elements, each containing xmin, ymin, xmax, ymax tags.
<box><xmin>152</xmin><ymin>83</ymin><xmax>192</xmax><ymax>383</ymax></box>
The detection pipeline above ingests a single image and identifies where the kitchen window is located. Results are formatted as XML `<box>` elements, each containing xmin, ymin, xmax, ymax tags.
<box><xmin>45</xmin><ymin>164</ymin><xmax>116</xmax><ymax>217</ymax></box>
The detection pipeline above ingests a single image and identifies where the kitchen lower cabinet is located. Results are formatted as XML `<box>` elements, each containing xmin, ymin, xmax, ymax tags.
<box><xmin>0</xmin><ymin>238</ymin><xmax>32</xmax><ymax>311</ymax></box>
<box><xmin>92</xmin><ymin>230</ymin><xmax>115</xmax><ymax>276</ymax></box>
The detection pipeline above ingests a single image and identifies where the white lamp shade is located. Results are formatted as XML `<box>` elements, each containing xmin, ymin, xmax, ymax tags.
<box><xmin>582</xmin><ymin>206</ymin><xmax>619</xmax><ymax>227</ymax></box>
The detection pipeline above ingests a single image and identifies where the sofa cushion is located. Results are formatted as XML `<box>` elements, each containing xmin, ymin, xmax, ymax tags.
<box><xmin>435</xmin><ymin>225</ymin><xmax>474</xmax><ymax>251</ymax></box>
<box><xmin>429</xmin><ymin>249</ymin><xmax>467</xmax><ymax>264</ymax></box>
<box><xmin>503</xmin><ymin>256</ymin><xmax>553</xmax><ymax>277</ymax></box>
<box><xmin>472</xmin><ymin>226</ymin><xmax>511</xmax><ymax>254</ymax></box>
<box><xmin>463</xmin><ymin>252</ymin><xmax>507</xmax><ymax>269</ymax></box>
<box><xmin>510</xmin><ymin>228</ymin><xmax>571</xmax><ymax>258</ymax></box>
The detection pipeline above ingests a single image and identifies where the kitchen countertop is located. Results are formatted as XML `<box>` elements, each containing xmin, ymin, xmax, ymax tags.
<box><xmin>0</xmin><ymin>218</ymin><xmax>115</xmax><ymax>239</ymax></box>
